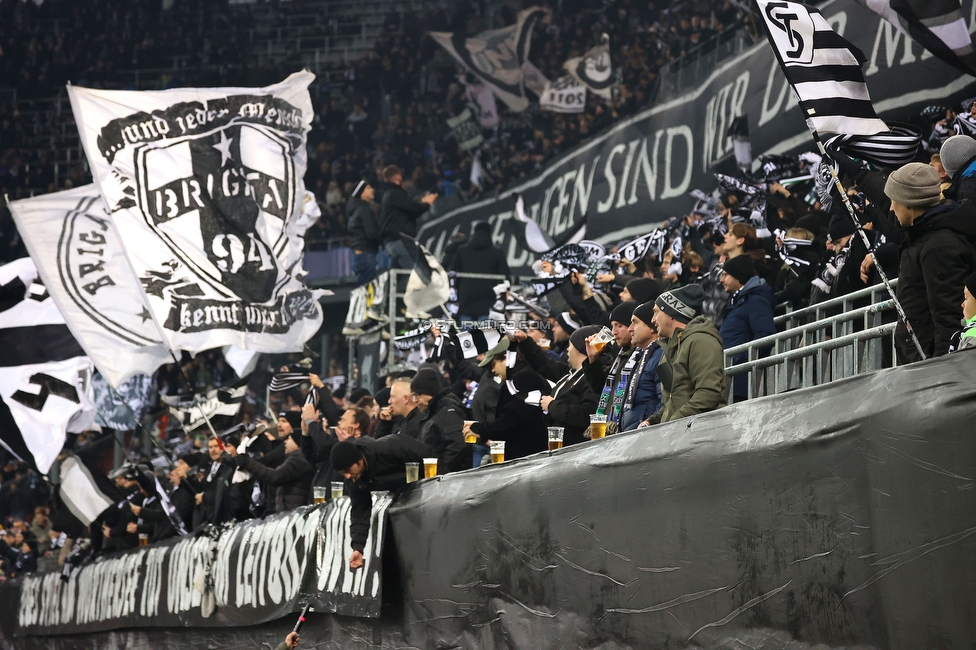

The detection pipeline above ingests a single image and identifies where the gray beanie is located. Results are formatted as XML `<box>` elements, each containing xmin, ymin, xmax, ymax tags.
<box><xmin>940</xmin><ymin>135</ymin><xmax>976</xmax><ymax>178</ymax></box>
<box><xmin>654</xmin><ymin>284</ymin><xmax>705</xmax><ymax>324</ymax></box>
<box><xmin>884</xmin><ymin>163</ymin><xmax>942</xmax><ymax>208</ymax></box>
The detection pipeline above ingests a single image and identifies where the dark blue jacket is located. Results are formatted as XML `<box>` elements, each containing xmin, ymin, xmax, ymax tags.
<box><xmin>620</xmin><ymin>343</ymin><xmax>664</xmax><ymax>431</ymax></box>
<box><xmin>719</xmin><ymin>276</ymin><xmax>777</xmax><ymax>398</ymax></box>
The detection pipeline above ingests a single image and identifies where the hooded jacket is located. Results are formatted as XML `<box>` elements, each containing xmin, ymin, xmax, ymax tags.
<box><xmin>945</xmin><ymin>155</ymin><xmax>976</xmax><ymax>204</ymax></box>
<box><xmin>720</xmin><ymin>276</ymin><xmax>777</xmax><ymax>399</ymax></box>
<box><xmin>346</xmin><ymin>197</ymin><xmax>381</xmax><ymax>253</ymax></box>
<box><xmin>896</xmin><ymin>200</ymin><xmax>976</xmax><ymax>361</ymax></box>
<box><xmin>645</xmin><ymin>316</ymin><xmax>727</xmax><ymax>425</ymax></box>
<box><xmin>378</xmin><ymin>182</ymin><xmax>430</xmax><ymax>242</ymax></box>
<box><xmin>419</xmin><ymin>389</ymin><xmax>468</xmax><ymax>472</ymax></box>
<box><xmin>345</xmin><ymin>435</ymin><xmax>431</xmax><ymax>553</ymax></box>
<box><xmin>451</xmin><ymin>228</ymin><xmax>510</xmax><ymax>318</ymax></box>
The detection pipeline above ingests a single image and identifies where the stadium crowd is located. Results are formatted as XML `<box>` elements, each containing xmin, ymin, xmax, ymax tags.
<box><xmin>3</xmin><ymin>0</ymin><xmax>976</xmax><ymax>584</ymax></box>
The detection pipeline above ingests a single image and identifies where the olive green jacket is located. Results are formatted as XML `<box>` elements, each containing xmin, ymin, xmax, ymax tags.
<box><xmin>645</xmin><ymin>316</ymin><xmax>727</xmax><ymax>425</ymax></box>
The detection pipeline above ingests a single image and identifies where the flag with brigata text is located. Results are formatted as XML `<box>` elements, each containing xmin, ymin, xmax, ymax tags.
<box><xmin>68</xmin><ymin>71</ymin><xmax>325</xmax><ymax>355</ymax></box>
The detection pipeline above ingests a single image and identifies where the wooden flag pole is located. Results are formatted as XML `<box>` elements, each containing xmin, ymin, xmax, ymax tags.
<box><xmin>811</xmin><ymin>131</ymin><xmax>927</xmax><ymax>361</ymax></box>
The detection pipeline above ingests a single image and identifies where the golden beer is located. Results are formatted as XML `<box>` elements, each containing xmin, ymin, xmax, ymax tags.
<box><xmin>313</xmin><ymin>496</ymin><xmax>326</xmax><ymax>504</ymax></box>
<box><xmin>138</xmin><ymin>534</ymin><xmax>148</xmax><ymax>547</ymax></box>
<box><xmin>548</xmin><ymin>440</ymin><xmax>563</xmax><ymax>451</ymax></box>
<box><xmin>423</xmin><ymin>458</ymin><xmax>438</xmax><ymax>478</ymax></box>
<box><xmin>590</xmin><ymin>415</ymin><xmax>607</xmax><ymax>439</ymax></box>
<box><xmin>330</xmin><ymin>482</ymin><xmax>344</xmax><ymax>500</ymax></box>
<box><xmin>489</xmin><ymin>440</ymin><xmax>505</xmax><ymax>463</ymax></box>
<box><xmin>592</xmin><ymin>339</ymin><xmax>608</xmax><ymax>352</ymax></box>
<box><xmin>312</xmin><ymin>486</ymin><xmax>327</xmax><ymax>503</ymax></box>
<box><xmin>490</xmin><ymin>452</ymin><xmax>505</xmax><ymax>463</ymax></box>
<box><xmin>405</xmin><ymin>462</ymin><xmax>420</xmax><ymax>483</ymax></box>
<box><xmin>547</xmin><ymin>426</ymin><xmax>564</xmax><ymax>452</ymax></box>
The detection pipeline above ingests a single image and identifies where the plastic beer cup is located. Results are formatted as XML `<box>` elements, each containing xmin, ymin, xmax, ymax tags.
<box><xmin>590</xmin><ymin>414</ymin><xmax>607</xmax><ymax>439</ymax></box>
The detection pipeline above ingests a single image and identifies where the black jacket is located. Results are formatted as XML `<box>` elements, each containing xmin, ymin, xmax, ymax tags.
<box><xmin>195</xmin><ymin>460</ymin><xmax>236</xmax><ymax>529</ymax></box>
<box><xmin>346</xmin><ymin>197</ymin><xmax>381</xmax><ymax>253</ymax></box>
<box><xmin>302</xmin><ymin>422</ymin><xmax>342</xmax><ymax>495</ymax></box>
<box><xmin>373</xmin><ymin>407</ymin><xmax>426</xmax><ymax>441</ymax></box>
<box><xmin>379</xmin><ymin>182</ymin><xmax>430</xmax><ymax>241</ymax></box>
<box><xmin>345</xmin><ymin>435</ymin><xmax>431</xmax><ymax>553</ymax></box>
<box><xmin>0</xmin><ymin>539</ymin><xmax>36</xmax><ymax>576</ymax></box>
<box><xmin>236</xmin><ymin>449</ymin><xmax>314</xmax><ymax>513</ymax></box>
<box><xmin>419</xmin><ymin>389</ymin><xmax>469</xmax><ymax>473</ymax></box>
<box><xmin>895</xmin><ymin>200</ymin><xmax>976</xmax><ymax>362</ymax></box>
<box><xmin>470</xmin><ymin>368</ymin><xmax>549</xmax><ymax>460</ymax></box>
<box><xmin>451</xmin><ymin>229</ymin><xmax>510</xmax><ymax>317</ymax></box>
<box><xmin>945</xmin><ymin>154</ymin><xmax>976</xmax><ymax>204</ymax></box>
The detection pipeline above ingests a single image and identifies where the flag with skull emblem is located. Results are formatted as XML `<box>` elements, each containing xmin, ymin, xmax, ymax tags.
<box><xmin>68</xmin><ymin>71</ymin><xmax>325</xmax><ymax>354</ymax></box>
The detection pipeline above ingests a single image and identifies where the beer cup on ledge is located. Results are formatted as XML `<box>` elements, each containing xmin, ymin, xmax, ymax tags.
<box><xmin>138</xmin><ymin>533</ymin><xmax>148</xmax><ymax>547</ymax></box>
<box><xmin>590</xmin><ymin>414</ymin><xmax>607</xmax><ymax>439</ymax></box>
<box><xmin>547</xmin><ymin>427</ymin><xmax>564</xmax><ymax>451</ymax></box>
<box><xmin>423</xmin><ymin>457</ymin><xmax>438</xmax><ymax>479</ymax></box>
<box><xmin>330</xmin><ymin>481</ymin><xmax>344</xmax><ymax>500</ymax></box>
<box><xmin>489</xmin><ymin>440</ymin><xmax>506</xmax><ymax>464</ymax></box>
<box><xmin>405</xmin><ymin>462</ymin><xmax>420</xmax><ymax>483</ymax></box>
<box><xmin>312</xmin><ymin>486</ymin><xmax>327</xmax><ymax>504</ymax></box>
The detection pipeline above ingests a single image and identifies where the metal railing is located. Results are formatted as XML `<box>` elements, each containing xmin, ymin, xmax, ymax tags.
<box><xmin>725</xmin><ymin>281</ymin><xmax>899</xmax><ymax>400</ymax></box>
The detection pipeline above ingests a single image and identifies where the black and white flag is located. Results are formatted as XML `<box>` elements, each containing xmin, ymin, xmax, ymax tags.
<box><xmin>757</xmin><ymin>0</ymin><xmax>889</xmax><ymax>136</ymax></box>
<box><xmin>58</xmin><ymin>454</ymin><xmax>121</xmax><ymax>526</ymax></box>
<box><xmin>564</xmin><ymin>34</ymin><xmax>612</xmax><ymax>100</ymax></box>
<box><xmin>399</xmin><ymin>236</ymin><xmax>450</xmax><ymax>318</ymax></box>
<box><xmin>823</xmin><ymin>123</ymin><xmax>922</xmax><ymax>168</ymax></box>
<box><xmin>68</xmin><ymin>72</ymin><xmax>326</xmax><ymax>356</ymax></box>
<box><xmin>520</xmin><ymin>61</ymin><xmax>551</xmax><ymax>97</ymax></box>
<box><xmin>429</xmin><ymin>7</ymin><xmax>548</xmax><ymax>112</ymax></box>
<box><xmin>507</xmin><ymin>195</ymin><xmax>586</xmax><ymax>254</ymax></box>
<box><xmin>162</xmin><ymin>384</ymin><xmax>246</xmax><ymax>430</ymax></box>
<box><xmin>854</xmin><ymin>0</ymin><xmax>976</xmax><ymax>76</ymax></box>
<box><xmin>8</xmin><ymin>185</ymin><xmax>171</xmax><ymax>387</ymax></box>
<box><xmin>154</xmin><ymin>476</ymin><xmax>189</xmax><ymax>536</ymax></box>
<box><xmin>539</xmin><ymin>75</ymin><xmax>587</xmax><ymax>114</ymax></box>
<box><xmin>446</xmin><ymin>108</ymin><xmax>484</xmax><ymax>150</ymax></box>
<box><xmin>0</xmin><ymin>259</ymin><xmax>95</xmax><ymax>474</ymax></box>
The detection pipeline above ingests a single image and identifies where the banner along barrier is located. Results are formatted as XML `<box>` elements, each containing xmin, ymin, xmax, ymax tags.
<box><xmin>1</xmin><ymin>351</ymin><xmax>975</xmax><ymax>648</ymax></box>
<box><xmin>418</xmin><ymin>0</ymin><xmax>976</xmax><ymax>272</ymax></box>
<box><xmin>2</xmin><ymin>494</ymin><xmax>391</xmax><ymax>639</ymax></box>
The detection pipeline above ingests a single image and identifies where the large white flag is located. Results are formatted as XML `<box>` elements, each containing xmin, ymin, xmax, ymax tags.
<box><xmin>564</xmin><ymin>34</ymin><xmax>613</xmax><ymax>100</ymax></box>
<box><xmin>0</xmin><ymin>259</ymin><xmax>95</xmax><ymax>474</ymax></box>
<box><xmin>68</xmin><ymin>71</ymin><xmax>326</xmax><ymax>355</ymax></box>
<box><xmin>429</xmin><ymin>7</ymin><xmax>547</xmax><ymax>112</ymax></box>
<box><xmin>8</xmin><ymin>185</ymin><xmax>171</xmax><ymax>387</ymax></box>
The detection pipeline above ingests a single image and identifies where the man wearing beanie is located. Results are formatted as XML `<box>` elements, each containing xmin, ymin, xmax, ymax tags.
<box><xmin>950</xmin><ymin>272</ymin><xmax>976</xmax><ymax>352</ymax></box>
<box><xmin>718</xmin><ymin>256</ymin><xmax>776</xmax><ymax>402</ymax></box>
<box><xmin>516</xmin><ymin>325</ymin><xmax>600</xmax><ymax>446</ymax></box>
<box><xmin>549</xmin><ymin>311</ymin><xmax>582</xmax><ymax>362</ymax></box>
<box><xmin>411</xmin><ymin>368</ymin><xmax>469</xmax><ymax>473</ymax></box>
<box><xmin>608</xmin><ymin>301</ymin><xmax>664</xmax><ymax>432</ymax></box>
<box><xmin>642</xmin><ymin>284</ymin><xmax>726</xmax><ymax>425</ymax></box>
<box><xmin>228</xmin><ymin>423</ymin><xmax>313</xmax><ymax>514</ymax></box>
<box><xmin>346</xmin><ymin>180</ymin><xmax>382</xmax><ymax>286</ymax></box>
<box><xmin>620</xmin><ymin>278</ymin><xmax>661</xmax><ymax>305</ymax></box>
<box><xmin>884</xmin><ymin>162</ymin><xmax>976</xmax><ymax>361</ymax></box>
<box><xmin>330</xmin><ymin>433</ymin><xmax>430</xmax><ymax>569</ymax></box>
<box><xmin>583</xmin><ymin>301</ymin><xmax>638</xmax><ymax>427</ymax></box>
<box><xmin>940</xmin><ymin>134</ymin><xmax>976</xmax><ymax>202</ymax></box>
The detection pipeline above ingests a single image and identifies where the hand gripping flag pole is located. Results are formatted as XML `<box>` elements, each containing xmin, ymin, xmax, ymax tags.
<box><xmin>755</xmin><ymin>0</ymin><xmax>926</xmax><ymax>361</ymax></box>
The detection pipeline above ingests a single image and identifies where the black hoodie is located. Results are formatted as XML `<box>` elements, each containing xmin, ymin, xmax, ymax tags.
<box><xmin>450</xmin><ymin>228</ymin><xmax>510</xmax><ymax>317</ymax></box>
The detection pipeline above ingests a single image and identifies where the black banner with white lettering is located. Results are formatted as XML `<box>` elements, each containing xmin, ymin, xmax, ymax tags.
<box><xmin>1</xmin><ymin>497</ymin><xmax>391</xmax><ymax>637</ymax></box>
<box><xmin>418</xmin><ymin>0</ymin><xmax>976</xmax><ymax>271</ymax></box>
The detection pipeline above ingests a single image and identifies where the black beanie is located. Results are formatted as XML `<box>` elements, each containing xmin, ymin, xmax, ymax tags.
<box><xmin>624</xmin><ymin>278</ymin><xmax>661</xmax><ymax>304</ymax></box>
<box><xmin>610</xmin><ymin>301</ymin><xmax>637</xmax><ymax>326</ymax></box>
<box><xmin>965</xmin><ymin>271</ymin><xmax>976</xmax><ymax>299</ymax></box>
<box><xmin>570</xmin><ymin>324</ymin><xmax>602</xmax><ymax>353</ymax></box>
<box><xmin>352</xmin><ymin>180</ymin><xmax>367</xmax><ymax>199</ymax></box>
<box><xmin>655</xmin><ymin>284</ymin><xmax>705</xmax><ymax>323</ymax></box>
<box><xmin>827</xmin><ymin>210</ymin><xmax>857</xmax><ymax>242</ymax></box>
<box><xmin>556</xmin><ymin>311</ymin><xmax>582</xmax><ymax>335</ymax></box>
<box><xmin>632</xmin><ymin>301</ymin><xmax>655</xmax><ymax>326</ymax></box>
<box><xmin>721</xmin><ymin>254</ymin><xmax>756</xmax><ymax>285</ymax></box>
<box><xmin>409</xmin><ymin>367</ymin><xmax>443</xmax><ymax>397</ymax></box>
<box><xmin>278</xmin><ymin>410</ymin><xmax>302</xmax><ymax>430</ymax></box>
<box><xmin>330</xmin><ymin>440</ymin><xmax>363</xmax><ymax>472</ymax></box>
